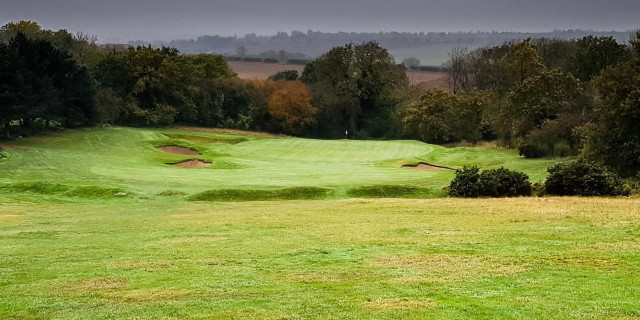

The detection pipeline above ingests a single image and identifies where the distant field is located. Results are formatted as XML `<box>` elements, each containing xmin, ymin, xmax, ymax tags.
<box><xmin>3</xmin><ymin>127</ymin><xmax>638</xmax><ymax>319</ymax></box>
<box><xmin>228</xmin><ymin>61</ymin><xmax>449</xmax><ymax>89</ymax></box>
<box><xmin>227</xmin><ymin>61</ymin><xmax>305</xmax><ymax>80</ymax></box>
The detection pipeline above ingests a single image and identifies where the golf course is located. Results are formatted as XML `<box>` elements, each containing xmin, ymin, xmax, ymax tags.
<box><xmin>1</xmin><ymin>127</ymin><xmax>639</xmax><ymax>319</ymax></box>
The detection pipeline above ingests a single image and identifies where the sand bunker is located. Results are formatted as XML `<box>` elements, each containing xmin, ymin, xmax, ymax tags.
<box><xmin>156</xmin><ymin>145</ymin><xmax>201</xmax><ymax>155</ymax></box>
<box><xmin>402</xmin><ymin>162</ymin><xmax>451</xmax><ymax>171</ymax></box>
<box><xmin>168</xmin><ymin>159</ymin><xmax>212</xmax><ymax>168</ymax></box>
<box><xmin>0</xmin><ymin>143</ymin><xmax>18</xmax><ymax>150</ymax></box>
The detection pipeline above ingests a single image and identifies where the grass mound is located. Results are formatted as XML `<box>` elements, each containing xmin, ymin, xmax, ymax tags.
<box><xmin>3</xmin><ymin>182</ymin><xmax>130</xmax><ymax>199</ymax></box>
<box><xmin>157</xmin><ymin>190</ymin><xmax>186</xmax><ymax>197</ymax></box>
<box><xmin>188</xmin><ymin>187</ymin><xmax>330</xmax><ymax>201</ymax></box>
<box><xmin>165</xmin><ymin>133</ymin><xmax>248</xmax><ymax>144</ymax></box>
<box><xmin>5</xmin><ymin>181</ymin><xmax>72</xmax><ymax>194</ymax></box>
<box><xmin>64</xmin><ymin>186</ymin><xmax>130</xmax><ymax>199</ymax></box>
<box><xmin>346</xmin><ymin>185</ymin><xmax>439</xmax><ymax>198</ymax></box>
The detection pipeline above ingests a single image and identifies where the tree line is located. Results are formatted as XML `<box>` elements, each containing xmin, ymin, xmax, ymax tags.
<box><xmin>433</xmin><ymin>33</ymin><xmax>639</xmax><ymax>177</ymax></box>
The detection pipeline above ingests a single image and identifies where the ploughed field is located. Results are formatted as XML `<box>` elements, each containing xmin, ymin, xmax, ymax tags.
<box><xmin>227</xmin><ymin>61</ymin><xmax>449</xmax><ymax>89</ymax></box>
<box><xmin>1</xmin><ymin>127</ymin><xmax>638</xmax><ymax>319</ymax></box>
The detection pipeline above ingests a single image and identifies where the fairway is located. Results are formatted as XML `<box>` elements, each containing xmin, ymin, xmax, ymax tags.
<box><xmin>0</xmin><ymin>126</ymin><xmax>559</xmax><ymax>199</ymax></box>
<box><xmin>1</xmin><ymin>127</ymin><xmax>638</xmax><ymax>319</ymax></box>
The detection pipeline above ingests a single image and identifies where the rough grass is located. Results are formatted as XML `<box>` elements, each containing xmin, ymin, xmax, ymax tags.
<box><xmin>0</xmin><ymin>197</ymin><xmax>639</xmax><ymax>319</ymax></box>
<box><xmin>188</xmin><ymin>186</ymin><xmax>331</xmax><ymax>201</ymax></box>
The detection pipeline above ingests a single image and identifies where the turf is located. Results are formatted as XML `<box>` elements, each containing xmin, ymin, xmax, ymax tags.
<box><xmin>2</xmin><ymin>127</ymin><xmax>637</xmax><ymax>319</ymax></box>
<box><xmin>0</xmin><ymin>197</ymin><xmax>639</xmax><ymax>319</ymax></box>
<box><xmin>0</xmin><ymin>126</ymin><xmax>561</xmax><ymax>199</ymax></box>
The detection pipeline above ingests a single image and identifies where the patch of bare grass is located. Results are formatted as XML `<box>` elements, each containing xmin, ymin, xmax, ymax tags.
<box><xmin>372</xmin><ymin>254</ymin><xmax>527</xmax><ymax>279</ymax></box>
<box><xmin>363</xmin><ymin>297</ymin><xmax>436</xmax><ymax>311</ymax></box>
<box><xmin>111</xmin><ymin>260</ymin><xmax>174</xmax><ymax>270</ymax></box>
<box><xmin>106</xmin><ymin>289</ymin><xmax>191</xmax><ymax>303</ymax></box>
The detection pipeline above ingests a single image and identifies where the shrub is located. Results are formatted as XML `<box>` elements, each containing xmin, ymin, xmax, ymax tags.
<box><xmin>449</xmin><ymin>166</ymin><xmax>481</xmax><ymax>197</ymax></box>
<box><xmin>518</xmin><ymin>141</ymin><xmax>548</xmax><ymax>158</ymax></box>
<box><xmin>268</xmin><ymin>70</ymin><xmax>299</xmax><ymax>81</ymax></box>
<box><xmin>545</xmin><ymin>159</ymin><xmax>629</xmax><ymax>196</ymax></box>
<box><xmin>478</xmin><ymin>167</ymin><xmax>532</xmax><ymax>197</ymax></box>
<box><xmin>449</xmin><ymin>166</ymin><xmax>532</xmax><ymax>197</ymax></box>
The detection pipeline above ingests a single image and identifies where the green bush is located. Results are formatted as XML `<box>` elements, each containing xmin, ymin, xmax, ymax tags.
<box><xmin>545</xmin><ymin>159</ymin><xmax>629</xmax><ymax>196</ymax></box>
<box><xmin>478</xmin><ymin>167</ymin><xmax>532</xmax><ymax>197</ymax></box>
<box><xmin>449</xmin><ymin>166</ymin><xmax>482</xmax><ymax>197</ymax></box>
<box><xmin>268</xmin><ymin>70</ymin><xmax>299</xmax><ymax>81</ymax></box>
<box><xmin>449</xmin><ymin>166</ymin><xmax>532</xmax><ymax>197</ymax></box>
<box><xmin>518</xmin><ymin>141</ymin><xmax>548</xmax><ymax>158</ymax></box>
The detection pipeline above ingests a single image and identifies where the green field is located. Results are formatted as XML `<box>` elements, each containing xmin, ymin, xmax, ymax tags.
<box><xmin>1</xmin><ymin>127</ymin><xmax>639</xmax><ymax>319</ymax></box>
<box><xmin>0</xmin><ymin>126</ymin><xmax>560</xmax><ymax>199</ymax></box>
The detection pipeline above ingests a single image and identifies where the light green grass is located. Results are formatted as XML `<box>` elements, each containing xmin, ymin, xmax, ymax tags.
<box><xmin>0</xmin><ymin>126</ymin><xmax>561</xmax><ymax>199</ymax></box>
<box><xmin>0</xmin><ymin>197</ymin><xmax>639</xmax><ymax>319</ymax></box>
<box><xmin>3</xmin><ymin>127</ymin><xmax>635</xmax><ymax>319</ymax></box>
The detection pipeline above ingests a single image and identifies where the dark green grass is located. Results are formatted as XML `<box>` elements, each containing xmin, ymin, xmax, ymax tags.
<box><xmin>3</xmin><ymin>181</ymin><xmax>131</xmax><ymax>199</ymax></box>
<box><xmin>188</xmin><ymin>186</ymin><xmax>331</xmax><ymax>201</ymax></box>
<box><xmin>346</xmin><ymin>185</ymin><xmax>444</xmax><ymax>198</ymax></box>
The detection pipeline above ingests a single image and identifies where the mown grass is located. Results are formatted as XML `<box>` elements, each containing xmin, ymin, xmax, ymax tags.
<box><xmin>0</xmin><ymin>126</ymin><xmax>562</xmax><ymax>198</ymax></box>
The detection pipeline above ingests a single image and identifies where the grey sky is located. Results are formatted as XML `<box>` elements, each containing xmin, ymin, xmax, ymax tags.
<box><xmin>1</xmin><ymin>0</ymin><xmax>638</xmax><ymax>42</ymax></box>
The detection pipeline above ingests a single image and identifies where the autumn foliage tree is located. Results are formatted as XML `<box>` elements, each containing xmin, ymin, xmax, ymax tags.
<box><xmin>266</xmin><ymin>81</ymin><xmax>317</xmax><ymax>135</ymax></box>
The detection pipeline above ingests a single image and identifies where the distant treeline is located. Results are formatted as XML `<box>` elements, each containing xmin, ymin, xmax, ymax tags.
<box><xmin>130</xmin><ymin>29</ymin><xmax>633</xmax><ymax>63</ymax></box>
<box><xmin>1</xmin><ymin>20</ymin><xmax>639</xmax><ymax>178</ymax></box>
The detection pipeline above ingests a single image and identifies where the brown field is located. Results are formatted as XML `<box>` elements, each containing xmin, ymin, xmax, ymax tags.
<box><xmin>228</xmin><ymin>61</ymin><xmax>450</xmax><ymax>89</ymax></box>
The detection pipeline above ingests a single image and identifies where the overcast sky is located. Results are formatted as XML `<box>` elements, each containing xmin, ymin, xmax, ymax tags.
<box><xmin>1</xmin><ymin>0</ymin><xmax>639</xmax><ymax>43</ymax></box>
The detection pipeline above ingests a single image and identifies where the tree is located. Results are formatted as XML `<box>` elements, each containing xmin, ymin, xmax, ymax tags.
<box><xmin>72</xmin><ymin>31</ymin><xmax>99</xmax><ymax>67</ymax></box>
<box><xmin>0</xmin><ymin>21</ymin><xmax>42</xmax><ymax>42</ymax></box>
<box><xmin>500</xmin><ymin>39</ymin><xmax>545</xmax><ymax>86</ymax></box>
<box><xmin>401</xmin><ymin>88</ymin><xmax>488</xmax><ymax>144</ymax></box>
<box><xmin>401</xmin><ymin>57</ymin><xmax>420</xmax><ymax>70</ymax></box>
<box><xmin>302</xmin><ymin>41</ymin><xmax>408</xmax><ymax>138</ymax></box>
<box><xmin>402</xmin><ymin>88</ymin><xmax>455</xmax><ymax>143</ymax></box>
<box><xmin>448</xmin><ymin>47</ymin><xmax>474</xmax><ymax>93</ymax></box>
<box><xmin>0</xmin><ymin>33</ymin><xmax>95</xmax><ymax>137</ymax></box>
<box><xmin>505</xmin><ymin>69</ymin><xmax>581</xmax><ymax>138</ymax></box>
<box><xmin>236</xmin><ymin>46</ymin><xmax>247</xmax><ymax>58</ymax></box>
<box><xmin>568</xmin><ymin>36</ymin><xmax>629</xmax><ymax>82</ymax></box>
<box><xmin>266</xmin><ymin>81</ymin><xmax>317</xmax><ymax>135</ymax></box>
<box><xmin>93</xmin><ymin>46</ymin><xmax>233</xmax><ymax>125</ymax></box>
<box><xmin>581</xmin><ymin>31</ymin><xmax>640</xmax><ymax>176</ymax></box>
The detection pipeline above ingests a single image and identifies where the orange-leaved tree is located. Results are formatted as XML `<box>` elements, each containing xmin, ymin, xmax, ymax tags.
<box><xmin>267</xmin><ymin>81</ymin><xmax>317</xmax><ymax>135</ymax></box>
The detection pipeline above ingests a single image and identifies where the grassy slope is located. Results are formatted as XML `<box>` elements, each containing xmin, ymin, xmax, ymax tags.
<box><xmin>0</xmin><ymin>198</ymin><xmax>639</xmax><ymax>319</ymax></box>
<box><xmin>0</xmin><ymin>126</ymin><xmax>560</xmax><ymax>199</ymax></box>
